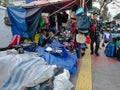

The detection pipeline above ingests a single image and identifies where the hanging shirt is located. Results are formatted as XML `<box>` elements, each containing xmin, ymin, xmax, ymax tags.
<box><xmin>39</xmin><ymin>34</ymin><xmax>45</xmax><ymax>45</ymax></box>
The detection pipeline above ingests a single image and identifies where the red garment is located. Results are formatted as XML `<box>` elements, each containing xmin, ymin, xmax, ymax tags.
<box><xmin>8</xmin><ymin>35</ymin><xmax>21</xmax><ymax>48</ymax></box>
<box><xmin>71</xmin><ymin>21</ymin><xmax>76</xmax><ymax>33</ymax></box>
<box><xmin>86</xmin><ymin>36</ymin><xmax>91</xmax><ymax>44</ymax></box>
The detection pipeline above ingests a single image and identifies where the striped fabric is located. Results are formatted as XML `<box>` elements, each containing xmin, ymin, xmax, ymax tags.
<box><xmin>0</xmin><ymin>54</ymin><xmax>56</xmax><ymax>90</ymax></box>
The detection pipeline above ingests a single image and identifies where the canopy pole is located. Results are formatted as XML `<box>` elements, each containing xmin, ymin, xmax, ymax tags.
<box><xmin>82</xmin><ymin>0</ymin><xmax>85</xmax><ymax>8</ymax></box>
<box><xmin>55</xmin><ymin>14</ymin><xmax>58</xmax><ymax>31</ymax></box>
<box><xmin>80</xmin><ymin>0</ymin><xmax>82</xmax><ymax>7</ymax></box>
<box><xmin>49</xmin><ymin>0</ymin><xmax>77</xmax><ymax>17</ymax></box>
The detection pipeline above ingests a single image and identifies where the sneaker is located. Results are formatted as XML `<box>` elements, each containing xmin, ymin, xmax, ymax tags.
<box><xmin>95</xmin><ymin>52</ymin><xmax>99</xmax><ymax>56</ymax></box>
<box><xmin>90</xmin><ymin>52</ymin><xmax>94</xmax><ymax>55</ymax></box>
<box><xmin>81</xmin><ymin>53</ymin><xmax>85</xmax><ymax>56</ymax></box>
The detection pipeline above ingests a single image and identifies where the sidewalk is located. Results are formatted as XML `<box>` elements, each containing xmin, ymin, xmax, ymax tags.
<box><xmin>92</xmin><ymin>48</ymin><xmax>120</xmax><ymax>90</ymax></box>
<box><xmin>71</xmin><ymin>45</ymin><xmax>120</xmax><ymax>90</ymax></box>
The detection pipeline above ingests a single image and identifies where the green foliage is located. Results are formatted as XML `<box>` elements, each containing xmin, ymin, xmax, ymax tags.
<box><xmin>92</xmin><ymin>6</ymin><xmax>100</xmax><ymax>14</ymax></box>
<box><xmin>2</xmin><ymin>3</ymin><xmax>8</xmax><ymax>7</ymax></box>
<box><xmin>102</xmin><ymin>4</ymin><xmax>108</xmax><ymax>20</ymax></box>
<box><xmin>113</xmin><ymin>13</ymin><xmax>120</xmax><ymax>20</ymax></box>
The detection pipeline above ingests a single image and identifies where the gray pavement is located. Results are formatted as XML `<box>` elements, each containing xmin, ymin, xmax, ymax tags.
<box><xmin>93</xmin><ymin>54</ymin><xmax>120</xmax><ymax>90</ymax></box>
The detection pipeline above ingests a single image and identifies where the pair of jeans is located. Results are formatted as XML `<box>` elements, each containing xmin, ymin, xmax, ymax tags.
<box><xmin>90</xmin><ymin>36</ymin><xmax>100</xmax><ymax>53</ymax></box>
<box><xmin>77</xmin><ymin>43</ymin><xmax>81</xmax><ymax>58</ymax></box>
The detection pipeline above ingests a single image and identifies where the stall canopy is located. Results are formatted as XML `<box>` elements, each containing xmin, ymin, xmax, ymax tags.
<box><xmin>7</xmin><ymin>0</ymin><xmax>92</xmax><ymax>39</ymax></box>
<box><xmin>23</xmin><ymin>0</ymin><xmax>92</xmax><ymax>13</ymax></box>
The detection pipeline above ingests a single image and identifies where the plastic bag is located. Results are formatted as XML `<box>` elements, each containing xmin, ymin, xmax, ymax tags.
<box><xmin>86</xmin><ymin>36</ymin><xmax>91</xmax><ymax>44</ymax></box>
<box><xmin>75</xmin><ymin>7</ymin><xmax>84</xmax><ymax>16</ymax></box>
<box><xmin>53</xmin><ymin>69</ymin><xmax>74</xmax><ymax>90</ymax></box>
<box><xmin>76</xmin><ymin>14</ymin><xmax>90</xmax><ymax>30</ymax></box>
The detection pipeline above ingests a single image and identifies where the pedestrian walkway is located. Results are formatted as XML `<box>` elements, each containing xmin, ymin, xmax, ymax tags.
<box><xmin>74</xmin><ymin>45</ymin><xmax>120</xmax><ymax>90</ymax></box>
<box><xmin>75</xmin><ymin>45</ymin><xmax>92</xmax><ymax>90</ymax></box>
<box><xmin>92</xmin><ymin>48</ymin><xmax>120</xmax><ymax>90</ymax></box>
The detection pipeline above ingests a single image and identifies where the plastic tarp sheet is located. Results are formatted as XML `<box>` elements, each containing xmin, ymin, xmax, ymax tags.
<box><xmin>7</xmin><ymin>7</ymin><xmax>42</xmax><ymax>39</ymax></box>
<box><xmin>35</xmin><ymin>41</ymin><xmax>78</xmax><ymax>74</ymax></box>
<box><xmin>7</xmin><ymin>7</ymin><xmax>28</xmax><ymax>38</ymax></box>
<box><xmin>53</xmin><ymin>69</ymin><xmax>74</xmax><ymax>90</ymax></box>
<box><xmin>0</xmin><ymin>51</ymin><xmax>56</xmax><ymax>90</ymax></box>
<box><xmin>27</xmin><ymin>67</ymin><xmax>74</xmax><ymax>90</ymax></box>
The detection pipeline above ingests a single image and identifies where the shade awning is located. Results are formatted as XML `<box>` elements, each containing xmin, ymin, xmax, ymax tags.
<box><xmin>22</xmin><ymin>0</ymin><xmax>81</xmax><ymax>12</ymax></box>
<box><xmin>42</xmin><ymin>0</ymin><xmax>80</xmax><ymax>13</ymax></box>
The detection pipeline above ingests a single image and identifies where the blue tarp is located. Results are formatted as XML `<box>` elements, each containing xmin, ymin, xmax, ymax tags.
<box><xmin>35</xmin><ymin>41</ymin><xmax>78</xmax><ymax>74</ymax></box>
<box><xmin>7</xmin><ymin>7</ymin><xmax>42</xmax><ymax>39</ymax></box>
<box><xmin>7</xmin><ymin>7</ymin><xmax>29</xmax><ymax>38</ymax></box>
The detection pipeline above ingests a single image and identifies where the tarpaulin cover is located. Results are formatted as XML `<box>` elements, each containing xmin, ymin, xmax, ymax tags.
<box><xmin>35</xmin><ymin>41</ymin><xmax>78</xmax><ymax>74</ymax></box>
<box><xmin>22</xmin><ymin>0</ymin><xmax>80</xmax><ymax>13</ymax></box>
<box><xmin>0</xmin><ymin>52</ymin><xmax>56</xmax><ymax>90</ymax></box>
<box><xmin>7</xmin><ymin>6</ymin><xmax>42</xmax><ymax>39</ymax></box>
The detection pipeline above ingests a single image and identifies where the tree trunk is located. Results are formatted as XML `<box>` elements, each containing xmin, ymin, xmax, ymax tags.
<box><xmin>99</xmin><ymin>0</ymin><xmax>106</xmax><ymax>15</ymax></box>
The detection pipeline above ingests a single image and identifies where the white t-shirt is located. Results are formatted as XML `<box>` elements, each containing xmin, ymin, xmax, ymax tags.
<box><xmin>76</xmin><ymin>33</ymin><xmax>86</xmax><ymax>43</ymax></box>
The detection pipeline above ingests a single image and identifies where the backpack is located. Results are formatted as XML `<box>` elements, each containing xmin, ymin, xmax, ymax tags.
<box><xmin>76</xmin><ymin>14</ymin><xmax>90</xmax><ymax>30</ymax></box>
<box><xmin>104</xmin><ymin>34</ymin><xmax>110</xmax><ymax>43</ymax></box>
<box><xmin>117</xmin><ymin>46</ymin><xmax>120</xmax><ymax>61</ymax></box>
<box><xmin>104</xmin><ymin>42</ymin><xmax>115</xmax><ymax>57</ymax></box>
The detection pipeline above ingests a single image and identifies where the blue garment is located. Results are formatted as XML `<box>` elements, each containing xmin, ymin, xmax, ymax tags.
<box><xmin>77</xmin><ymin>43</ymin><xmax>81</xmax><ymax>58</ymax></box>
<box><xmin>50</xmin><ymin>27</ymin><xmax>57</xmax><ymax>33</ymax></box>
<box><xmin>104</xmin><ymin>42</ymin><xmax>115</xmax><ymax>57</ymax></box>
<box><xmin>39</xmin><ymin>34</ymin><xmax>45</xmax><ymax>45</ymax></box>
<box><xmin>98</xmin><ymin>20</ymin><xmax>103</xmax><ymax>28</ymax></box>
<box><xmin>77</xmin><ymin>43</ymin><xmax>86</xmax><ymax>58</ymax></box>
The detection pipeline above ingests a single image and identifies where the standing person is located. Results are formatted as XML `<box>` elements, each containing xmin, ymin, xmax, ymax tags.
<box><xmin>76</xmin><ymin>31</ymin><xmax>86</xmax><ymax>58</ymax></box>
<box><xmin>62</xmin><ymin>11</ymin><xmax>68</xmax><ymax>23</ymax></box>
<box><xmin>57</xmin><ymin>12</ymin><xmax>62</xmax><ymax>29</ymax></box>
<box><xmin>90</xmin><ymin>13</ymin><xmax>101</xmax><ymax>56</ymax></box>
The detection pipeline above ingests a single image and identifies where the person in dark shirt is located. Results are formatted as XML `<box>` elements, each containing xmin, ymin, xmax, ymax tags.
<box><xmin>62</xmin><ymin>11</ymin><xmax>68</xmax><ymax>23</ymax></box>
<box><xmin>90</xmin><ymin>13</ymin><xmax>101</xmax><ymax>56</ymax></box>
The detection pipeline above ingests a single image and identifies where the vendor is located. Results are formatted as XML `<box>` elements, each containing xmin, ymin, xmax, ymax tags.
<box><xmin>39</xmin><ymin>29</ymin><xmax>50</xmax><ymax>46</ymax></box>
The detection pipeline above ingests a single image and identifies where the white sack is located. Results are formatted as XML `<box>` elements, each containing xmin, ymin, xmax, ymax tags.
<box><xmin>53</xmin><ymin>69</ymin><xmax>74</xmax><ymax>90</ymax></box>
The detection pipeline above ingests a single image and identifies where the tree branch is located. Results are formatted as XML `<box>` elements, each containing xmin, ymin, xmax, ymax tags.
<box><xmin>99</xmin><ymin>0</ymin><xmax>106</xmax><ymax>15</ymax></box>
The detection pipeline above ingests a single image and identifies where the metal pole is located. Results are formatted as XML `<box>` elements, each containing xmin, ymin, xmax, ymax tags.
<box><xmin>55</xmin><ymin>14</ymin><xmax>58</xmax><ymax>31</ymax></box>
<box><xmin>49</xmin><ymin>0</ymin><xmax>77</xmax><ymax>17</ymax></box>
<box><xmin>82</xmin><ymin>0</ymin><xmax>85</xmax><ymax>8</ymax></box>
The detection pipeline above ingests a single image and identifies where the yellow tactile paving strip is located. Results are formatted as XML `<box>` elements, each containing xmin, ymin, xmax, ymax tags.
<box><xmin>75</xmin><ymin>45</ymin><xmax>92</xmax><ymax>90</ymax></box>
